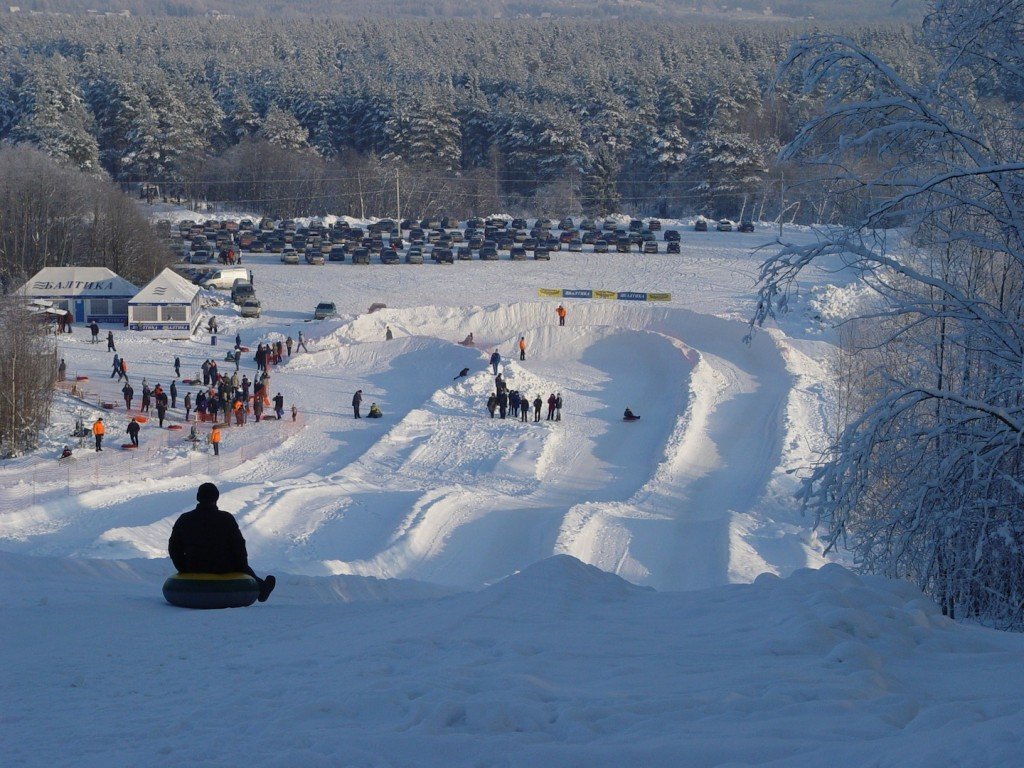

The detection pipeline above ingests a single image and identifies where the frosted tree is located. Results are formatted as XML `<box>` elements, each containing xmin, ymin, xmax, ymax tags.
<box><xmin>258</xmin><ymin>105</ymin><xmax>311</xmax><ymax>151</ymax></box>
<box><xmin>752</xmin><ymin>0</ymin><xmax>1024</xmax><ymax>626</ymax></box>
<box><xmin>12</xmin><ymin>57</ymin><xmax>100</xmax><ymax>174</ymax></box>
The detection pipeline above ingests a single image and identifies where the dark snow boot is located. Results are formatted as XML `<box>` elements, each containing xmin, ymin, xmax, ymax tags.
<box><xmin>258</xmin><ymin>575</ymin><xmax>276</xmax><ymax>603</ymax></box>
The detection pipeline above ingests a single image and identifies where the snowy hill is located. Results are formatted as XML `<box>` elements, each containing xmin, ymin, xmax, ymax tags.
<box><xmin>7</xmin><ymin>220</ymin><xmax>1020</xmax><ymax>766</ymax></box>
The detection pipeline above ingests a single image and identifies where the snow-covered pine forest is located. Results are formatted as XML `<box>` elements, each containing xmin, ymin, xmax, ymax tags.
<box><xmin>0</xmin><ymin>17</ymin><xmax>923</xmax><ymax>220</ymax></box>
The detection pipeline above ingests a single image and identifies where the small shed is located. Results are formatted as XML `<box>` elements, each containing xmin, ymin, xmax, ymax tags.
<box><xmin>18</xmin><ymin>267</ymin><xmax>139</xmax><ymax>324</ymax></box>
<box><xmin>129</xmin><ymin>268</ymin><xmax>204</xmax><ymax>338</ymax></box>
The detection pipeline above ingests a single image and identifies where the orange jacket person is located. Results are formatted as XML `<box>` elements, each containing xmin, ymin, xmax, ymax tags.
<box><xmin>210</xmin><ymin>425</ymin><xmax>222</xmax><ymax>456</ymax></box>
<box><xmin>556</xmin><ymin>304</ymin><xmax>567</xmax><ymax>326</ymax></box>
<box><xmin>518</xmin><ymin>336</ymin><xmax>527</xmax><ymax>361</ymax></box>
<box><xmin>92</xmin><ymin>417</ymin><xmax>105</xmax><ymax>451</ymax></box>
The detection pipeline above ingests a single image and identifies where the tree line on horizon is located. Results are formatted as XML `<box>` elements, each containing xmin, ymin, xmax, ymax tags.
<box><xmin>0</xmin><ymin>16</ymin><xmax>923</xmax><ymax>221</ymax></box>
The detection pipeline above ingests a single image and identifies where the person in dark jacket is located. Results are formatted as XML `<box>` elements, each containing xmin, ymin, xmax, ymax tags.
<box><xmin>273</xmin><ymin>392</ymin><xmax>284</xmax><ymax>420</ymax></box>
<box><xmin>126</xmin><ymin>417</ymin><xmax>141</xmax><ymax>447</ymax></box>
<box><xmin>509</xmin><ymin>390</ymin><xmax>520</xmax><ymax>418</ymax></box>
<box><xmin>520</xmin><ymin>395</ymin><xmax>530</xmax><ymax>422</ymax></box>
<box><xmin>533</xmin><ymin>396</ymin><xmax>543</xmax><ymax>422</ymax></box>
<box><xmin>174</xmin><ymin>356</ymin><xmax>181</xmax><ymax>378</ymax></box>
<box><xmin>122</xmin><ymin>382</ymin><xmax>134</xmax><ymax>410</ymax></box>
<box><xmin>454</xmin><ymin>367</ymin><xmax>470</xmax><ymax>380</ymax></box>
<box><xmin>107</xmin><ymin>330</ymin><xmax>116</xmax><ymax>352</ymax></box>
<box><xmin>490</xmin><ymin>349</ymin><xmax>501</xmax><ymax>375</ymax></box>
<box><xmin>547</xmin><ymin>393</ymin><xmax>557</xmax><ymax>420</ymax></box>
<box><xmin>90</xmin><ymin>321</ymin><xmax>100</xmax><ymax>343</ymax></box>
<box><xmin>170</xmin><ymin>380</ymin><xmax>178</xmax><ymax>409</ymax></box>
<box><xmin>497</xmin><ymin>390</ymin><xmax>508</xmax><ymax>419</ymax></box>
<box><xmin>486</xmin><ymin>393</ymin><xmax>497</xmax><ymax>418</ymax></box>
<box><xmin>168</xmin><ymin>483</ymin><xmax>275</xmax><ymax>602</ymax></box>
<box><xmin>352</xmin><ymin>389</ymin><xmax>363</xmax><ymax>418</ymax></box>
<box><xmin>555</xmin><ymin>392</ymin><xmax>563</xmax><ymax>421</ymax></box>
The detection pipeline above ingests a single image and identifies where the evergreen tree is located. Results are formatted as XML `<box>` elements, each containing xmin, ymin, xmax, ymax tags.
<box><xmin>258</xmin><ymin>105</ymin><xmax>311</xmax><ymax>151</ymax></box>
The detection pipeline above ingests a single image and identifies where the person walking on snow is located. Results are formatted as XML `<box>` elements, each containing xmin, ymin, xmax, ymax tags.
<box><xmin>385</xmin><ymin>326</ymin><xmax>393</xmax><ymax>341</ymax></box>
<box><xmin>141</xmin><ymin>384</ymin><xmax>151</xmax><ymax>414</ymax></box>
<box><xmin>286</xmin><ymin>336</ymin><xmax>293</xmax><ymax>356</ymax></box>
<box><xmin>126</xmin><ymin>417</ymin><xmax>140</xmax><ymax>447</ymax></box>
<box><xmin>202</xmin><ymin>359</ymin><xmax>211</xmax><ymax>386</ymax></box>
<box><xmin>486</xmin><ymin>393</ymin><xmax>497</xmax><ymax>418</ymax></box>
<box><xmin>518</xmin><ymin>336</ymin><xmax>526</xmax><ymax>361</ymax></box>
<box><xmin>168</xmin><ymin>482</ymin><xmax>275</xmax><ymax>602</ymax></box>
<box><xmin>58</xmin><ymin>358</ymin><xmax>66</xmax><ymax>381</ymax></box>
<box><xmin>490</xmin><ymin>349</ymin><xmax>501</xmax><ymax>375</ymax></box>
<box><xmin>90</xmin><ymin>321</ymin><xmax>100</xmax><ymax>343</ymax></box>
<box><xmin>521</xmin><ymin>395</ymin><xmax>530</xmax><ymax>422</ymax></box>
<box><xmin>174</xmin><ymin>356</ymin><xmax>181</xmax><ymax>378</ymax></box>
<box><xmin>291</xmin><ymin>404</ymin><xmax>298</xmax><ymax>422</ymax></box>
<box><xmin>235</xmin><ymin>333</ymin><xmax>242</xmax><ymax>349</ymax></box>
<box><xmin>170</xmin><ymin>380</ymin><xmax>178</xmax><ymax>409</ymax></box>
<box><xmin>555</xmin><ymin>392</ymin><xmax>563</xmax><ymax>421</ymax></box>
<box><xmin>210</xmin><ymin>425</ymin><xmax>221</xmax><ymax>456</ymax></box>
<box><xmin>556</xmin><ymin>304</ymin><xmax>567</xmax><ymax>326</ymax></box>
<box><xmin>92</xmin><ymin>417</ymin><xmax>105</xmax><ymax>451</ymax></box>
<box><xmin>184</xmin><ymin>392</ymin><xmax>192</xmax><ymax>422</ymax></box>
<box><xmin>533</xmin><ymin>396</ymin><xmax>543</xmax><ymax>422</ymax></box>
<box><xmin>111</xmin><ymin>354</ymin><xmax>120</xmax><ymax>379</ymax></box>
<box><xmin>498</xmin><ymin>390</ymin><xmax>508</xmax><ymax>419</ymax></box>
<box><xmin>119</xmin><ymin>357</ymin><xmax>128</xmax><ymax>382</ymax></box>
<box><xmin>155</xmin><ymin>394</ymin><xmax>168</xmax><ymax>428</ymax></box>
<box><xmin>547</xmin><ymin>393</ymin><xmax>557</xmax><ymax>420</ymax></box>
<box><xmin>273</xmin><ymin>392</ymin><xmax>284</xmax><ymax>420</ymax></box>
<box><xmin>297</xmin><ymin>331</ymin><xmax>309</xmax><ymax>353</ymax></box>
<box><xmin>352</xmin><ymin>389</ymin><xmax>363</xmax><ymax>418</ymax></box>
<box><xmin>107</xmin><ymin>330</ymin><xmax>116</xmax><ymax>352</ymax></box>
<box><xmin>122</xmin><ymin>382</ymin><xmax>134</xmax><ymax>410</ymax></box>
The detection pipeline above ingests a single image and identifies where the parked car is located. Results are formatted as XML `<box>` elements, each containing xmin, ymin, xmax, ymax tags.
<box><xmin>351</xmin><ymin>247</ymin><xmax>371</xmax><ymax>264</ymax></box>
<box><xmin>667</xmin><ymin>241</ymin><xmax>681</xmax><ymax>254</ymax></box>
<box><xmin>643</xmin><ymin>241</ymin><xmax>659</xmax><ymax>254</ymax></box>
<box><xmin>510</xmin><ymin>246</ymin><xmax>527</xmax><ymax>261</ymax></box>
<box><xmin>738</xmin><ymin>220</ymin><xmax>755</xmax><ymax>233</ymax></box>
<box><xmin>594</xmin><ymin>240</ymin><xmax>609</xmax><ymax>253</ymax></box>
<box><xmin>281</xmin><ymin>247</ymin><xmax>299</xmax><ymax>264</ymax></box>
<box><xmin>329</xmin><ymin>245</ymin><xmax>347</xmax><ymax>261</ymax></box>
<box><xmin>406</xmin><ymin>248</ymin><xmax>424</xmax><ymax>264</ymax></box>
<box><xmin>569</xmin><ymin>238</ymin><xmax>583</xmax><ymax>252</ymax></box>
<box><xmin>306</xmin><ymin>252</ymin><xmax>326</xmax><ymax>265</ymax></box>
<box><xmin>664</xmin><ymin>229</ymin><xmax>680</xmax><ymax>242</ymax></box>
<box><xmin>717</xmin><ymin>219</ymin><xmax>733</xmax><ymax>232</ymax></box>
<box><xmin>647</xmin><ymin>219</ymin><xmax>662</xmax><ymax>231</ymax></box>
<box><xmin>694</xmin><ymin>219</ymin><xmax>709</xmax><ymax>232</ymax></box>
<box><xmin>434</xmin><ymin>248</ymin><xmax>454</xmax><ymax>264</ymax></box>
<box><xmin>381</xmin><ymin>250</ymin><xmax>400</xmax><ymax>264</ymax></box>
<box><xmin>191</xmin><ymin>250</ymin><xmax>211</xmax><ymax>265</ymax></box>
<box><xmin>558</xmin><ymin>217</ymin><xmax>574</xmax><ymax>231</ymax></box>
<box><xmin>616</xmin><ymin>237</ymin><xmax>632</xmax><ymax>253</ymax></box>
<box><xmin>231</xmin><ymin>282</ymin><xmax>255</xmax><ymax>305</ymax></box>
<box><xmin>534</xmin><ymin>247</ymin><xmax>551</xmax><ymax>261</ymax></box>
<box><xmin>239</xmin><ymin>298</ymin><xmax>261</xmax><ymax>318</ymax></box>
<box><xmin>479</xmin><ymin>246</ymin><xmax>498</xmax><ymax>260</ymax></box>
<box><xmin>457</xmin><ymin>246</ymin><xmax>473</xmax><ymax>260</ymax></box>
<box><xmin>314</xmin><ymin>302</ymin><xmax>337</xmax><ymax>320</ymax></box>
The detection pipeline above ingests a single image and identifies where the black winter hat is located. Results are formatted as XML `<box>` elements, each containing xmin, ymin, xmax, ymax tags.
<box><xmin>196</xmin><ymin>482</ymin><xmax>220</xmax><ymax>504</ymax></box>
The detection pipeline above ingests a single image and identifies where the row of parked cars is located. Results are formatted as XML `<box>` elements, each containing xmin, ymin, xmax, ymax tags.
<box><xmin>170</xmin><ymin>213</ymin><xmax>757</xmax><ymax>271</ymax></box>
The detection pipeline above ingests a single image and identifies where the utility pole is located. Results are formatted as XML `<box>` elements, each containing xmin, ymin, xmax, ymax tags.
<box><xmin>395</xmin><ymin>169</ymin><xmax>402</xmax><ymax>224</ymax></box>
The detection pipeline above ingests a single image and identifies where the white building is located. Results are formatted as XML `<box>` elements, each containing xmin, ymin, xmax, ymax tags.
<box><xmin>18</xmin><ymin>267</ymin><xmax>138</xmax><ymax>324</ymax></box>
<box><xmin>128</xmin><ymin>268</ymin><xmax>204</xmax><ymax>338</ymax></box>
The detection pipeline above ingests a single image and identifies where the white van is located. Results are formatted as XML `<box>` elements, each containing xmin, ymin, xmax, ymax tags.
<box><xmin>201</xmin><ymin>267</ymin><xmax>248</xmax><ymax>290</ymax></box>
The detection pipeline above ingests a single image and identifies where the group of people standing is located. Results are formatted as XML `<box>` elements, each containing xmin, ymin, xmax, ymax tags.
<box><xmin>486</xmin><ymin>377</ymin><xmax>562</xmax><ymax>423</ymax></box>
<box><xmin>78</xmin><ymin>328</ymin><xmax>296</xmax><ymax>457</ymax></box>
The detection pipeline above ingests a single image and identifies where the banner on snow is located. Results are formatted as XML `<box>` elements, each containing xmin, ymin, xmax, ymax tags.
<box><xmin>538</xmin><ymin>288</ymin><xmax>672</xmax><ymax>302</ymax></box>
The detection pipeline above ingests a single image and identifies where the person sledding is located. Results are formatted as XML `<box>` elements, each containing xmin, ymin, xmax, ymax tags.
<box><xmin>459</xmin><ymin>332</ymin><xmax>474</xmax><ymax>347</ymax></box>
<box><xmin>623</xmin><ymin>407</ymin><xmax>641</xmax><ymax>421</ymax></box>
<box><xmin>59</xmin><ymin>445</ymin><xmax>73</xmax><ymax>460</ymax></box>
<box><xmin>367</xmin><ymin>403</ymin><xmax>383</xmax><ymax>418</ymax></box>
<box><xmin>168</xmin><ymin>482</ymin><xmax>276</xmax><ymax>603</ymax></box>
<box><xmin>454</xmin><ymin>367</ymin><xmax>470</xmax><ymax>380</ymax></box>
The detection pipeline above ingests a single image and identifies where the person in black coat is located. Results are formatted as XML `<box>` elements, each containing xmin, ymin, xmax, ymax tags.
<box><xmin>170</xmin><ymin>380</ymin><xmax>178</xmax><ymax>409</ymax></box>
<box><xmin>126</xmin><ymin>418</ymin><xmax>141</xmax><ymax>447</ymax></box>
<box><xmin>497</xmin><ymin>390</ymin><xmax>508</xmax><ymax>419</ymax></box>
<box><xmin>168</xmin><ymin>483</ymin><xmax>275</xmax><ymax>602</ymax></box>
<box><xmin>352</xmin><ymin>389</ymin><xmax>363</xmax><ymax>418</ymax></box>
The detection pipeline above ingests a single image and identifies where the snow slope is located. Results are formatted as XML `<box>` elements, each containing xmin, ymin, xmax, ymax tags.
<box><xmin>9</xmin><ymin>221</ymin><xmax>1012</xmax><ymax>766</ymax></box>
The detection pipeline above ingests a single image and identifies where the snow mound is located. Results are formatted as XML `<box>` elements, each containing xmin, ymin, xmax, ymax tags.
<box><xmin>460</xmin><ymin>557</ymin><xmax>651</xmax><ymax>618</ymax></box>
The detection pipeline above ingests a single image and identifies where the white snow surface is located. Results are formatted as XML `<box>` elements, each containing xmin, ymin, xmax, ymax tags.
<box><xmin>4</xmin><ymin>219</ymin><xmax>1022</xmax><ymax>766</ymax></box>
